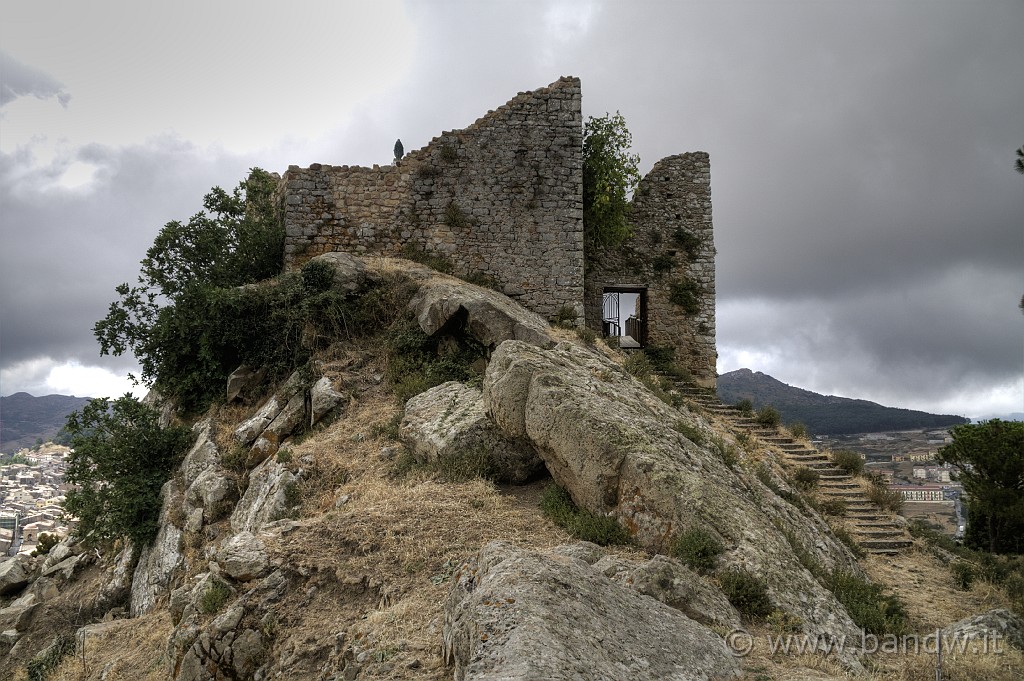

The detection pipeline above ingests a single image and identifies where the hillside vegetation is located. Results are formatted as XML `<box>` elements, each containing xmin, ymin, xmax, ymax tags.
<box><xmin>717</xmin><ymin>368</ymin><xmax>969</xmax><ymax>435</ymax></box>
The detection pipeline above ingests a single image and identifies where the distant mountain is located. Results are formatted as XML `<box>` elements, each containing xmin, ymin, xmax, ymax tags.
<box><xmin>0</xmin><ymin>392</ymin><xmax>91</xmax><ymax>454</ymax></box>
<box><xmin>716</xmin><ymin>369</ymin><xmax>970</xmax><ymax>435</ymax></box>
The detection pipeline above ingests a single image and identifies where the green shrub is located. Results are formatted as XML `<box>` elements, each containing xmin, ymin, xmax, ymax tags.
<box><xmin>826</xmin><ymin>570</ymin><xmax>908</xmax><ymax>635</ymax></box>
<box><xmin>830</xmin><ymin>450</ymin><xmax>865</xmax><ymax>476</ymax></box>
<box><xmin>832</xmin><ymin>526</ymin><xmax>866</xmax><ymax>559</ymax></box>
<box><xmin>755</xmin><ymin>406</ymin><xmax>781</xmax><ymax>428</ymax></box>
<box><xmin>623</xmin><ymin>351</ymin><xmax>653</xmax><ymax>379</ymax></box>
<box><xmin>554</xmin><ymin>304</ymin><xmax>577</xmax><ymax>327</ymax></box>
<box><xmin>540</xmin><ymin>484</ymin><xmax>631</xmax><ymax>546</ymax></box>
<box><xmin>950</xmin><ymin>561</ymin><xmax>975</xmax><ymax>590</ymax></box>
<box><xmin>781</xmin><ymin>528</ymin><xmax>824</xmax><ymax>579</ymax></box>
<box><xmin>787</xmin><ymin>422</ymin><xmax>808</xmax><ymax>439</ymax></box>
<box><xmin>673</xmin><ymin>421</ymin><xmax>705</xmax><ymax>446</ymax></box>
<box><xmin>735</xmin><ymin>399</ymin><xmax>753</xmax><ymax>415</ymax></box>
<box><xmin>199</xmin><ymin>579</ymin><xmax>233</xmax><ymax>615</ymax></box>
<box><xmin>668</xmin><ymin>278</ymin><xmax>701</xmax><ymax>313</ymax></box>
<box><xmin>719</xmin><ymin>569</ymin><xmax>774</xmax><ymax>621</ymax></box>
<box><xmin>672</xmin><ymin>227</ymin><xmax>702</xmax><ymax>257</ymax></box>
<box><xmin>384</xmin><ymin>317</ymin><xmax>486</xmax><ymax>403</ymax></box>
<box><xmin>400</xmin><ymin>243</ymin><xmax>455</xmax><ymax>274</ymax></box>
<box><xmin>433</xmin><ymin>449</ymin><xmax>496</xmax><ymax>483</ymax></box>
<box><xmin>866</xmin><ymin>483</ymin><xmax>903</xmax><ymax>513</ymax></box>
<box><xmin>583</xmin><ymin>112</ymin><xmax>640</xmax><ymax>250</ymax></box>
<box><xmin>444</xmin><ymin>201</ymin><xmax>471</xmax><ymax>229</ymax></box>
<box><xmin>651</xmin><ymin>252</ymin><xmax>675</xmax><ymax>273</ymax></box>
<box><xmin>671</xmin><ymin>527</ymin><xmax>723</xmax><ymax>573</ymax></box>
<box><xmin>64</xmin><ymin>395</ymin><xmax>192</xmax><ymax>546</ymax></box>
<box><xmin>711</xmin><ymin>436</ymin><xmax>740</xmax><ymax>467</ymax></box>
<box><xmin>817</xmin><ymin>497</ymin><xmax>848</xmax><ymax>517</ymax></box>
<box><xmin>27</xmin><ymin>633</ymin><xmax>75</xmax><ymax>681</ymax></box>
<box><xmin>791</xmin><ymin>467</ymin><xmax>820</xmax><ymax>492</ymax></box>
<box><xmin>300</xmin><ymin>258</ymin><xmax>336</xmax><ymax>293</ymax></box>
<box><xmin>31</xmin><ymin>532</ymin><xmax>60</xmax><ymax>557</ymax></box>
<box><xmin>575</xmin><ymin>327</ymin><xmax>597</xmax><ymax>344</ymax></box>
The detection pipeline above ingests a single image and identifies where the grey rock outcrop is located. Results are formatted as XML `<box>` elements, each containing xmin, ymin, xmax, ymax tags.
<box><xmin>217</xmin><ymin>531</ymin><xmax>269</xmax><ymax>582</ymax></box>
<box><xmin>942</xmin><ymin>608</ymin><xmax>1024</xmax><ymax>651</ymax></box>
<box><xmin>308</xmin><ymin>251</ymin><xmax>368</xmax><ymax>292</ymax></box>
<box><xmin>230</xmin><ymin>457</ymin><xmax>297</xmax><ymax>534</ymax></box>
<box><xmin>131</xmin><ymin>480</ymin><xmax>184</xmax><ymax>617</ymax></box>
<box><xmin>408</xmin><ymin>277</ymin><xmax>555</xmax><ymax>350</ymax></box>
<box><xmin>483</xmin><ymin>340</ymin><xmax>865</xmax><ymax>661</ymax></box>
<box><xmin>400</xmin><ymin>381</ymin><xmax>543</xmax><ymax>483</ymax></box>
<box><xmin>0</xmin><ymin>556</ymin><xmax>32</xmax><ymax>596</ymax></box>
<box><xmin>443</xmin><ymin>541</ymin><xmax>740</xmax><ymax>681</ymax></box>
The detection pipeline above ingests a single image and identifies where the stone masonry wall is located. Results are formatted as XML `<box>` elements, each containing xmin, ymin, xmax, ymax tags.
<box><xmin>280</xmin><ymin>77</ymin><xmax>584</xmax><ymax>321</ymax></box>
<box><xmin>584</xmin><ymin>153</ymin><xmax>716</xmax><ymax>387</ymax></box>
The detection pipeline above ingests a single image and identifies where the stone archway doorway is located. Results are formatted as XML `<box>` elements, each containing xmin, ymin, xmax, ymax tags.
<box><xmin>602</xmin><ymin>287</ymin><xmax>647</xmax><ymax>348</ymax></box>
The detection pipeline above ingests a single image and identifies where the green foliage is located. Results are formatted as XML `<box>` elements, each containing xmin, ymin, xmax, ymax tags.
<box><xmin>832</xmin><ymin>526</ymin><xmax>867</xmax><ymax>559</ymax></box>
<box><xmin>400</xmin><ymin>243</ymin><xmax>455</xmax><ymax>274</ymax></box>
<box><xmin>582</xmin><ymin>112</ymin><xmax>640</xmax><ymax>250</ymax></box>
<box><xmin>787</xmin><ymin>422</ymin><xmax>808</xmax><ymax>439</ymax></box>
<box><xmin>711</xmin><ymin>436</ymin><xmax>740</xmax><ymax>467</ymax></box>
<box><xmin>444</xmin><ymin>201</ymin><xmax>471</xmax><ymax>229</ymax></box>
<box><xmin>27</xmin><ymin>633</ymin><xmax>75</xmax><ymax>681</ymax></box>
<box><xmin>1</xmin><ymin>453</ymin><xmax>30</xmax><ymax>466</ymax></box>
<box><xmin>575</xmin><ymin>327</ymin><xmax>597</xmax><ymax>344</ymax></box>
<box><xmin>673</xmin><ymin>421</ymin><xmax>704</xmax><ymax>446</ymax></box>
<box><xmin>735</xmin><ymin>398</ymin><xmax>753</xmax><ymax>415</ymax></box>
<box><xmin>300</xmin><ymin>258</ymin><xmax>336</xmax><ymax>294</ymax></box>
<box><xmin>670</xmin><ymin>527</ymin><xmax>723</xmax><ymax>573</ymax></box>
<box><xmin>651</xmin><ymin>252</ymin><xmax>675</xmax><ymax>274</ymax></box>
<box><xmin>755</xmin><ymin>405</ymin><xmax>781</xmax><ymax>428</ymax></box>
<box><xmin>767</xmin><ymin>610</ymin><xmax>804</xmax><ymax>634</ymax></box>
<box><xmin>384</xmin><ymin>317</ymin><xmax>486</xmax><ymax>404</ymax></box>
<box><xmin>672</xmin><ymin>227</ymin><xmax>702</xmax><ymax>257</ymax></box>
<box><xmin>432</xmin><ymin>449</ymin><xmax>496</xmax><ymax>483</ymax></box>
<box><xmin>623</xmin><ymin>351</ymin><xmax>653</xmax><ymax>379</ymax></box>
<box><xmin>643</xmin><ymin>344</ymin><xmax>687</xmax><ymax>378</ymax></box>
<box><xmin>31</xmin><ymin>532</ymin><xmax>60</xmax><ymax>557</ymax></box>
<box><xmin>830</xmin><ymin>449</ymin><xmax>865</xmax><ymax>476</ymax></box>
<box><xmin>937</xmin><ymin>419</ymin><xmax>1024</xmax><ymax>554</ymax></box>
<box><xmin>866</xmin><ymin>481</ymin><xmax>903</xmax><ymax>513</ymax></box>
<box><xmin>719</xmin><ymin>569</ymin><xmax>773</xmax><ymax>621</ymax></box>
<box><xmin>668</xmin><ymin>278</ymin><xmax>701</xmax><ymax>313</ymax></box>
<box><xmin>950</xmin><ymin>561</ymin><xmax>975</xmax><ymax>590</ymax></box>
<box><xmin>817</xmin><ymin>497</ymin><xmax>848</xmax><ymax>517</ymax></box>
<box><xmin>94</xmin><ymin>169</ymin><xmax>282</xmax><ymax>387</ymax></box>
<box><xmin>554</xmin><ymin>304</ymin><xmax>578</xmax><ymax>327</ymax></box>
<box><xmin>791</xmin><ymin>467</ymin><xmax>820</xmax><ymax>492</ymax></box>
<box><xmin>825</xmin><ymin>570</ymin><xmax>908</xmax><ymax>635</ymax></box>
<box><xmin>540</xmin><ymin>484</ymin><xmax>631</xmax><ymax>546</ymax></box>
<box><xmin>199</xmin><ymin>579</ymin><xmax>233</xmax><ymax>615</ymax></box>
<box><xmin>63</xmin><ymin>395</ymin><xmax>192</xmax><ymax>546</ymax></box>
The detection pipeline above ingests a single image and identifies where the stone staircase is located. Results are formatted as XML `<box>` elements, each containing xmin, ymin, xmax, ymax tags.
<box><xmin>667</xmin><ymin>380</ymin><xmax>912</xmax><ymax>555</ymax></box>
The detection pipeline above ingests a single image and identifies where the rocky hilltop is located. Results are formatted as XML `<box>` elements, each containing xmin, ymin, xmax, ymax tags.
<box><xmin>1</xmin><ymin>256</ymin><xmax>1020</xmax><ymax>680</ymax></box>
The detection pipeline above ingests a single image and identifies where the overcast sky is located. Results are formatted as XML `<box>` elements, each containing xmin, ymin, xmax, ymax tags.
<box><xmin>1</xmin><ymin>0</ymin><xmax>1021</xmax><ymax>419</ymax></box>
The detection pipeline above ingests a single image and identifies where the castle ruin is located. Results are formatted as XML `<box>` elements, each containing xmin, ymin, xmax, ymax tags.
<box><xmin>278</xmin><ymin>77</ymin><xmax>716</xmax><ymax>387</ymax></box>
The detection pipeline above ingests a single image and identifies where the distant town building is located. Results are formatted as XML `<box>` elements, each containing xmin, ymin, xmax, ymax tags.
<box><xmin>891</xmin><ymin>484</ymin><xmax>946</xmax><ymax>502</ymax></box>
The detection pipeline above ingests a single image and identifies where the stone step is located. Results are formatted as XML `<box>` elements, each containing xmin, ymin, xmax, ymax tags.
<box><xmin>819</xmin><ymin>481</ymin><xmax>859</xmax><ymax>489</ymax></box>
<box><xmin>820</xmin><ymin>490</ymin><xmax>868</xmax><ymax>499</ymax></box>
<box><xmin>853</xmin><ymin>529</ymin><xmax>905</xmax><ymax>538</ymax></box>
<box><xmin>865</xmin><ymin>547</ymin><xmax>904</xmax><ymax>555</ymax></box>
<box><xmin>783</xmin><ymin>449</ymin><xmax>822</xmax><ymax>457</ymax></box>
<box><xmin>819</xmin><ymin>474</ymin><xmax>853</xmax><ymax>481</ymax></box>
<box><xmin>854</xmin><ymin>521</ymin><xmax>901</xmax><ymax>529</ymax></box>
<box><xmin>858</xmin><ymin>539</ymin><xmax>913</xmax><ymax>550</ymax></box>
<box><xmin>761</xmin><ymin>436</ymin><xmax>795</xmax><ymax>445</ymax></box>
<box><xmin>779</xmin><ymin>443</ymin><xmax>811</xmax><ymax>451</ymax></box>
<box><xmin>751</xmin><ymin>429</ymin><xmax>778</xmax><ymax>437</ymax></box>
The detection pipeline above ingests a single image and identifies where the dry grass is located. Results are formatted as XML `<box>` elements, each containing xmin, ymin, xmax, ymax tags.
<box><xmin>47</xmin><ymin>613</ymin><xmax>173</xmax><ymax>681</ymax></box>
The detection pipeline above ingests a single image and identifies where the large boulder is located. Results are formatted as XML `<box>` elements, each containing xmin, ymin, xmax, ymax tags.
<box><xmin>483</xmin><ymin>341</ymin><xmax>866</xmax><ymax>661</ymax></box>
<box><xmin>217</xmin><ymin>531</ymin><xmax>269</xmax><ymax>582</ymax></box>
<box><xmin>401</xmin><ymin>381</ymin><xmax>543</xmax><ymax>483</ymax></box>
<box><xmin>307</xmin><ymin>251</ymin><xmax>367</xmax><ymax>292</ymax></box>
<box><xmin>231</xmin><ymin>457</ymin><xmax>298</xmax><ymax>534</ymax></box>
<box><xmin>408</xmin><ymin>278</ymin><xmax>555</xmax><ymax>350</ymax></box>
<box><xmin>0</xmin><ymin>556</ymin><xmax>32</xmax><ymax>597</ymax></box>
<box><xmin>942</xmin><ymin>608</ymin><xmax>1024</xmax><ymax>651</ymax></box>
<box><xmin>443</xmin><ymin>541</ymin><xmax>740</xmax><ymax>681</ymax></box>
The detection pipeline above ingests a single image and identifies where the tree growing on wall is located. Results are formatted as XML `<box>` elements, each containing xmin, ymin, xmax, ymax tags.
<box><xmin>936</xmin><ymin>419</ymin><xmax>1024</xmax><ymax>554</ymax></box>
<box><xmin>583</xmin><ymin>112</ymin><xmax>640</xmax><ymax>250</ymax></box>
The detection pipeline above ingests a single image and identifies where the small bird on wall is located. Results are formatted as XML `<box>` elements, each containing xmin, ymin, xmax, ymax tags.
<box><xmin>394</xmin><ymin>139</ymin><xmax>404</xmax><ymax>161</ymax></box>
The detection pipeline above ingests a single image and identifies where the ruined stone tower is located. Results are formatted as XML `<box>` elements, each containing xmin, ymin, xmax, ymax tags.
<box><xmin>279</xmin><ymin>77</ymin><xmax>716</xmax><ymax>387</ymax></box>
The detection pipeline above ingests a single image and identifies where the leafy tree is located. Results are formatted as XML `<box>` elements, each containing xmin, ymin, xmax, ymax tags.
<box><xmin>1015</xmin><ymin>144</ymin><xmax>1024</xmax><ymax>175</ymax></box>
<box><xmin>63</xmin><ymin>395</ymin><xmax>192</xmax><ymax>546</ymax></box>
<box><xmin>93</xmin><ymin>169</ymin><xmax>283</xmax><ymax>407</ymax></box>
<box><xmin>582</xmin><ymin>112</ymin><xmax>640</xmax><ymax>250</ymax></box>
<box><xmin>937</xmin><ymin>419</ymin><xmax>1024</xmax><ymax>554</ymax></box>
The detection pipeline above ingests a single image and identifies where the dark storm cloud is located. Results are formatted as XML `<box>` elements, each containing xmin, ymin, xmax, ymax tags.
<box><xmin>0</xmin><ymin>50</ymin><xmax>70</xmax><ymax>107</ymax></box>
<box><xmin>0</xmin><ymin>139</ymin><xmax>254</xmax><ymax>375</ymax></box>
